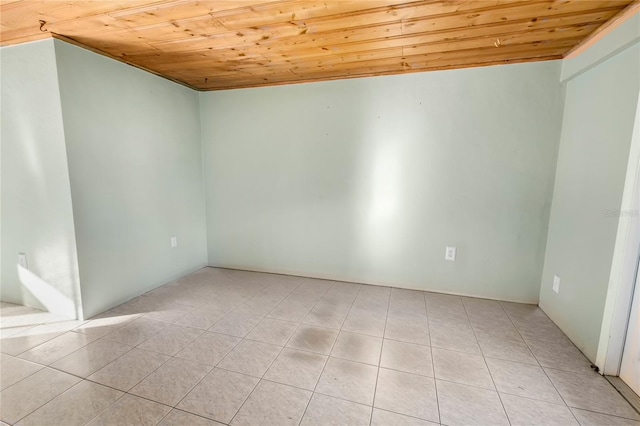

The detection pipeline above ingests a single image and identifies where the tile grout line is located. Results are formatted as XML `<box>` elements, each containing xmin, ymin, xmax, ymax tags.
<box><xmin>424</xmin><ymin>293</ymin><xmax>442</xmax><ymax>425</ymax></box>
<box><xmin>9</xmin><ymin>274</ymin><xmax>635</xmax><ymax>425</ymax></box>
<box><xmin>71</xmin><ymin>275</ymin><xmax>302</xmax><ymax>425</ymax></box>
<box><xmin>497</xmin><ymin>301</ymin><xmax>582</xmax><ymax>424</ymax></box>
<box><xmin>368</xmin><ymin>288</ymin><xmax>391</xmax><ymax>426</ymax></box>
<box><xmin>1</xmin><ymin>276</ymin><xmax>272</xmax><ymax>426</ymax></box>
<box><xmin>460</xmin><ymin>299</ymin><xmax>512</xmax><ymax>426</ymax></box>
<box><xmin>0</xmin><ymin>358</ymin><xmax>45</xmax><ymax>394</ymax></box>
<box><xmin>227</xmin><ymin>279</ymin><xmax>335</xmax><ymax>425</ymax></box>
<box><xmin>171</xmin><ymin>277</ymin><xmax>305</xmax><ymax>421</ymax></box>
<box><xmin>3</xmin><ymin>368</ymin><xmax>82</xmax><ymax>425</ymax></box>
<box><xmin>5</xmin><ymin>332</ymin><xmax>143</xmax><ymax>424</ymax></box>
<box><xmin>298</xmin><ymin>282</ymin><xmax>366</xmax><ymax>425</ymax></box>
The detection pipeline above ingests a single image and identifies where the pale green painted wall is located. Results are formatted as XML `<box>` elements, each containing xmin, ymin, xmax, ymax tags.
<box><xmin>0</xmin><ymin>40</ymin><xmax>83</xmax><ymax>318</ymax></box>
<box><xmin>561</xmin><ymin>13</ymin><xmax>640</xmax><ymax>82</ymax></box>
<box><xmin>199</xmin><ymin>61</ymin><xmax>564</xmax><ymax>302</ymax></box>
<box><xmin>54</xmin><ymin>40</ymin><xmax>208</xmax><ymax>318</ymax></box>
<box><xmin>539</xmin><ymin>40</ymin><xmax>640</xmax><ymax>362</ymax></box>
<box><xmin>2</xmin><ymin>25</ymin><xmax>638</xmax><ymax>338</ymax></box>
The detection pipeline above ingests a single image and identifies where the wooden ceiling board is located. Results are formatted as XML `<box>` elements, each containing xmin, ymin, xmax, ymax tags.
<box><xmin>1</xmin><ymin>0</ymin><xmax>637</xmax><ymax>90</ymax></box>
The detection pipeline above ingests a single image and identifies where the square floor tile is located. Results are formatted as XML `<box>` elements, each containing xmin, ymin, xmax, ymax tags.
<box><xmin>175</xmin><ymin>308</ymin><xmax>226</xmax><ymax>330</ymax></box>
<box><xmin>500</xmin><ymin>393</ymin><xmax>578</xmax><ymax>425</ymax></box>
<box><xmin>0</xmin><ymin>324</ymin><xmax>36</xmax><ymax>340</ymax></box>
<box><xmin>526</xmin><ymin>338</ymin><xmax>592</xmax><ymax>373</ymax></box>
<box><xmin>545</xmin><ymin>368</ymin><xmax>640</xmax><ymax>420</ymax></box>
<box><xmin>208</xmin><ymin>311</ymin><xmax>263</xmax><ymax>338</ymax></box>
<box><xmin>234</xmin><ymin>296</ymin><xmax>283</xmax><ymax>317</ymax></box>
<box><xmin>130</xmin><ymin>357</ymin><xmax>213</xmax><ymax>406</ymax></box>
<box><xmin>331</xmin><ymin>331</ymin><xmax>382</xmax><ymax>365</ymax></box>
<box><xmin>159</xmin><ymin>409</ymin><xmax>225</xmax><ymax>426</ymax></box>
<box><xmin>17</xmin><ymin>331</ymin><xmax>96</xmax><ymax>365</ymax></box>
<box><xmin>570</xmin><ymin>408</ymin><xmax>640</xmax><ymax>425</ymax></box>
<box><xmin>316</xmin><ymin>357</ymin><xmax>378</xmax><ymax>405</ymax></box>
<box><xmin>380</xmin><ymin>339</ymin><xmax>433</xmax><ymax>376</ymax></box>
<box><xmin>388</xmin><ymin>292</ymin><xmax>426</xmax><ymax>319</ymax></box>
<box><xmin>72</xmin><ymin>314</ymin><xmax>138</xmax><ymax>339</ymax></box>
<box><xmin>87</xmin><ymin>394</ymin><xmax>171</xmax><ymax>426</ymax></box>
<box><xmin>87</xmin><ymin>348</ymin><xmax>170</xmax><ymax>391</ymax></box>
<box><xmin>7</xmin><ymin>271</ymin><xmax>632</xmax><ymax>426</ymax></box>
<box><xmin>371</xmin><ymin>408</ymin><xmax>439</xmax><ymax>425</ymax></box>
<box><xmin>50</xmin><ymin>338</ymin><xmax>131</xmax><ymax>378</ymax></box>
<box><xmin>264</xmin><ymin>348</ymin><xmax>327</xmax><ymax>390</ymax></box>
<box><xmin>268</xmin><ymin>297</ymin><xmax>315</xmax><ymax>323</ymax></box>
<box><xmin>1</xmin><ymin>329</ymin><xmax>61</xmax><ymax>356</ymax></box>
<box><xmin>2</xmin><ymin>320</ymin><xmax>86</xmax><ymax>356</ymax></box>
<box><xmin>111</xmin><ymin>295</ymin><xmax>170</xmax><ymax>316</ymax></box>
<box><xmin>429</xmin><ymin>321</ymin><xmax>481</xmax><ymax>355</ymax></box>
<box><xmin>138</xmin><ymin>324</ymin><xmax>203</xmax><ymax>356</ymax></box>
<box><xmin>245</xmin><ymin>318</ymin><xmax>298</xmax><ymax>346</ymax></box>
<box><xmin>436</xmin><ymin>380</ymin><xmax>509</xmax><ymax>426</ymax></box>
<box><xmin>231</xmin><ymin>380</ymin><xmax>311</xmax><ymax>425</ymax></box>
<box><xmin>301</xmin><ymin>393</ymin><xmax>371</xmax><ymax>426</ymax></box>
<box><xmin>478</xmin><ymin>336</ymin><xmax>538</xmax><ymax>365</ymax></box>
<box><xmin>428</xmin><ymin>308</ymin><xmax>470</xmax><ymax>328</ymax></box>
<box><xmin>102</xmin><ymin>318</ymin><xmax>168</xmax><ymax>346</ymax></box>
<box><xmin>177</xmin><ymin>368</ymin><xmax>259</xmax><ymax>423</ymax></box>
<box><xmin>517</xmin><ymin>321</ymin><xmax>572</xmax><ymax>344</ymax></box>
<box><xmin>175</xmin><ymin>331</ymin><xmax>241</xmax><ymax>366</ymax></box>
<box><xmin>374</xmin><ymin>368</ymin><xmax>439</xmax><ymax>422</ymax></box>
<box><xmin>218</xmin><ymin>340</ymin><xmax>282</xmax><ymax>377</ymax></box>
<box><xmin>486</xmin><ymin>357</ymin><xmax>562</xmax><ymax>403</ymax></box>
<box><xmin>0</xmin><ymin>354</ymin><xmax>43</xmax><ymax>390</ymax></box>
<box><xmin>18</xmin><ymin>380</ymin><xmax>122</xmax><ymax>426</ymax></box>
<box><xmin>287</xmin><ymin>325</ymin><xmax>338</xmax><ymax>355</ymax></box>
<box><xmin>384</xmin><ymin>315</ymin><xmax>430</xmax><ymax>346</ymax></box>
<box><xmin>303</xmin><ymin>302</ymin><xmax>350</xmax><ymax>329</ymax></box>
<box><xmin>342</xmin><ymin>308</ymin><xmax>386</xmax><ymax>338</ymax></box>
<box><xmin>432</xmin><ymin>347</ymin><xmax>494</xmax><ymax>389</ymax></box>
<box><xmin>143</xmin><ymin>303</ymin><xmax>194</xmax><ymax>323</ymax></box>
<box><xmin>0</xmin><ymin>368</ymin><xmax>81</xmax><ymax>424</ymax></box>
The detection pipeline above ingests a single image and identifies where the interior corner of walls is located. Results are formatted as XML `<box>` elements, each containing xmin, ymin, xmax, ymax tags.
<box><xmin>52</xmin><ymin>37</ymin><xmax>86</xmax><ymax>322</ymax></box>
<box><xmin>197</xmin><ymin>92</ymin><xmax>209</xmax><ymax>265</ymax></box>
<box><xmin>0</xmin><ymin>38</ymin><xmax>83</xmax><ymax>321</ymax></box>
<box><xmin>561</xmin><ymin>13</ymin><xmax>640</xmax><ymax>82</ymax></box>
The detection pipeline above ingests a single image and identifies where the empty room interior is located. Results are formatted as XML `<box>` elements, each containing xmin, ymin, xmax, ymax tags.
<box><xmin>1</xmin><ymin>0</ymin><xmax>640</xmax><ymax>425</ymax></box>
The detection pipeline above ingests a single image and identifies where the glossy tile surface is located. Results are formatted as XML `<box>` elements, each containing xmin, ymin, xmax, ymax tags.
<box><xmin>1</xmin><ymin>267</ymin><xmax>638</xmax><ymax>425</ymax></box>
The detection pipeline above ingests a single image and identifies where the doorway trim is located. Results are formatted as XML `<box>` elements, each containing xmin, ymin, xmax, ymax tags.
<box><xmin>596</xmin><ymin>92</ymin><xmax>640</xmax><ymax>376</ymax></box>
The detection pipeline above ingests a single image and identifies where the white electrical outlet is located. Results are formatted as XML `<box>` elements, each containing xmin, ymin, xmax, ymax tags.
<box><xmin>170</xmin><ymin>236</ymin><xmax>178</xmax><ymax>248</ymax></box>
<box><xmin>553</xmin><ymin>275</ymin><xmax>560</xmax><ymax>294</ymax></box>
<box><xmin>18</xmin><ymin>253</ymin><xmax>28</xmax><ymax>269</ymax></box>
<box><xmin>445</xmin><ymin>246</ymin><xmax>456</xmax><ymax>261</ymax></box>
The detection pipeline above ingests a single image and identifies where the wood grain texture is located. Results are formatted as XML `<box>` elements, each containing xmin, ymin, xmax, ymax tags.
<box><xmin>0</xmin><ymin>0</ymin><xmax>634</xmax><ymax>90</ymax></box>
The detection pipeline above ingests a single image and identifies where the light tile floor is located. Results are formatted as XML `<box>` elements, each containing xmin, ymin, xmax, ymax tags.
<box><xmin>1</xmin><ymin>267</ymin><xmax>639</xmax><ymax>425</ymax></box>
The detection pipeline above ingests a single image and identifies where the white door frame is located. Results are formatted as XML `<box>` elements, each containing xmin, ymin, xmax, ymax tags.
<box><xmin>596</xmin><ymin>92</ymin><xmax>640</xmax><ymax>376</ymax></box>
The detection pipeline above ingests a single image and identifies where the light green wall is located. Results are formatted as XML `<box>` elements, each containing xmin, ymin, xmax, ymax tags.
<box><xmin>54</xmin><ymin>40</ymin><xmax>208</xmax><ymax>318</ymax></box>
<box><xmin>0</xmin><ymin>40</ymin><xmax>82</xmax><ymax>318</ymax></box>
<box><xmin>561</xmin><ymin>13</ymin><xmax>640</xmax><ymax>82</ymax></box>
<box><xmin>199</xmin><ymin>61</ymin><xmax>564</xmax><ymax>302</ymax></box>
<box><xmin>540</xmin><ymin>40</ymin><xmax>640</xmax><ymax>362</ymax></box>
<box><xmin>3</xmin><ymin>24</ymin><xmax>638</xmax><ymax>337</ymax></box>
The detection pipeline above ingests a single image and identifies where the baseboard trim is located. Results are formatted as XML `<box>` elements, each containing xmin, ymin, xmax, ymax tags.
<box><xmin>605</xmin><ymin>376</ymin><xmax>640</xmax><ymax>415</ymax></box>
<box><xmin>205</xmin><ymin>265</ymin><xmax>539</xmax><ymax>305</ymax></box>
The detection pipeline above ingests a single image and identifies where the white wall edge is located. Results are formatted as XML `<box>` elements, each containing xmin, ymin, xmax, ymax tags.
<box><xmin>597</xmin><ymin>91</ymin><xmax>640</xmax><ymax>374</ymax></box>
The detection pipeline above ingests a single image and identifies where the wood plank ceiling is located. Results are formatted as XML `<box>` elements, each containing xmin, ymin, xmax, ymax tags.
<box><xmin>0</xmin><ymin>1</ymin><xmax>636</xmax><ymax>90</ymax></box>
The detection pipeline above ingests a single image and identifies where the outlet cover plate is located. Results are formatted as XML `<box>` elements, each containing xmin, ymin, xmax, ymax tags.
<box><xmin>553</xmin><ymin>275</ymin><xmax>560</xmax><ymax>294</ymax></box>
<box><xmin>445</xmin><ymin>246</ymin><xmax>456</xmax><ymax>261</ymax></box>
